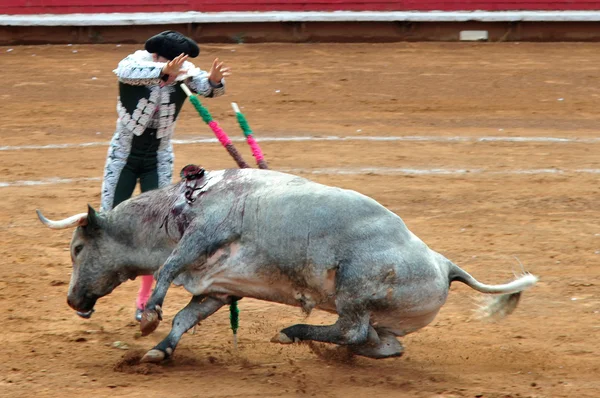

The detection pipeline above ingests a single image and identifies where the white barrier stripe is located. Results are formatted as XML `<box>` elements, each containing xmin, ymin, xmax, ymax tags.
<box><xmin>2</xmin><ymin>135</ymin><xmax>600</xmax><ymax>151</ymax></box>
<box><xmin>4</xmin><ymin>11</ymin><xmax>600</xmax><ymax>27</ymax></box>
<box><xmin>0</xmin><ymin>177</ymin><xmax>101</xmax><ymax>188</ymax></box>
<box><xmin>282</xmin><ymin>167</ymin><xmax>574</xmax><ymax>175</ymax></box>
<box><xmin>1</xmin><ymin>167</ymin><xmax>598</xmax><ymax>188</ymax></box>
<box><xmin>0</xmin><ymin>142</ymin><xmax>108</xmax><ymax>151</ymax></box>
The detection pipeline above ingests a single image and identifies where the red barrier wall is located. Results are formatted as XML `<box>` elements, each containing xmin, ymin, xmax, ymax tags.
<box><xmin>3</xmin><ymin>1</ymin><xmax>600</xmax><ymax>15</ymax></box>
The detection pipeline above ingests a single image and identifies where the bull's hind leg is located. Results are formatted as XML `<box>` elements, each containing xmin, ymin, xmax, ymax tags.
<box><xmin>348</xmin><ymin>327</ymin><xmax>404</xmax><ymax>359</ymax></box>
<box><xmin>141</xmin><ymin>295</ymin><xmax>226</xmax><ymax>363</ymax></box>
<box><xmin>271</xmin><ymin>310</ymin><xmax>377</xmax><ymax>346</ymax></box>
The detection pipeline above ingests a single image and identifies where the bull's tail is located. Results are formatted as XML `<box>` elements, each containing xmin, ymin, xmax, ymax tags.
<box><xmin>448</xmin><ymin>262</ymin><xmax>538</xmax><ymax>320</ymax></box>
<box><xmin>449</xmin><ymin>263</ymin><xmax>538</xmax><ymax>295</ymax></box>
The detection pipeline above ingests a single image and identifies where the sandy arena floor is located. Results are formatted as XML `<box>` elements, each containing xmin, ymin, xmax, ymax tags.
<box><xmin>1</xmin><ymin>42</ymin><xmax>599</xmax><ymax>397</ymax></box>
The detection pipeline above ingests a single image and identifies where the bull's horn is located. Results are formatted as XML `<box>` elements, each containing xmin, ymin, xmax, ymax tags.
<box><xmin>36</xmin><ymin>209</ymin><xmax>88</xmax><ymax>229</ymax></box>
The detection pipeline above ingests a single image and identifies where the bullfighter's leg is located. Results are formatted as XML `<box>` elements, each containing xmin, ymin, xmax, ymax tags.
<box><xmin>348</xmin><ymin>327</ymin><xmax>404</xmax><ymax>359</ymax></box>
<box><xmin>134</xmin><ymin>148</ymin><xmax>162</xmax><ymax>321</ymax></box>
<box><xmin>141</xmin><ymin>295</ymin><xmax>226</xmax><ymax>363</ymax></box>
<box><xmin>271</xmin><ymin>309</ymin><xmax>377</xmax><ymax>346</ymax></box>
<box><xmin>135</xmin><ymin>276</ymin><xmax>154</xmax><ymax>321</ymax></box>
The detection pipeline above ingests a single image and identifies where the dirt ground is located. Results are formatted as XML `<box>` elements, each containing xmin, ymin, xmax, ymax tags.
<box><xmin>1</xmin><ymin>42</ymin><xmax>599</xmax><ymax>398</ymax></box>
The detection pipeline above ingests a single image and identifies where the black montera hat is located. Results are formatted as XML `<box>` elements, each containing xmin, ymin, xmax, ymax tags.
<box><xmin>145</xmin><ymin>30</ymin><xmax>200</xmax><ymax>60</ymax></box>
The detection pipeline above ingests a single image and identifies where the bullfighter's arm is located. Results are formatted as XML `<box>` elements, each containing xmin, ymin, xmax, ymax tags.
<box><xmin>114</xmin><ymin>50</ymin><xmax>226</xmax><ymax>96</ymax></box>
<box><xmin>184</xmin><ymin>70</ymin><xmax>226</xmax><ymax>98</ymax></box>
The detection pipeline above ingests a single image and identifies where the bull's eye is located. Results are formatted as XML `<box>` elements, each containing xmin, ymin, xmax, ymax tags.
<box><xmin>74</xmin><ymin>244</ymin><xmax>84</xmax><ymax>257</ymax></box>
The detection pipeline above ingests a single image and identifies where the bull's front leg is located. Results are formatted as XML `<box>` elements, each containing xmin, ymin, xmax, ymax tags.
<box><xmin>141</xmin><ymin>295</ymin><xmax>226</xmax><ymax>363</ymax></box>
<box><xmin>140</xmin><ymin>227</ymin><xmax>209</xmax><ymax>335</ymax></box>
<box><xmin>140</xmin><ymin>226</ymin><xmax>234</xmax><ymax>336</ymax></box>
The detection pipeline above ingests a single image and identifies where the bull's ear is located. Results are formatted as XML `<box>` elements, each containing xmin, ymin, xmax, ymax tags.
<box><xmin>86</xmin><ymin>204</ymin><xmax>102</xmax><ymax>230</ymax></box>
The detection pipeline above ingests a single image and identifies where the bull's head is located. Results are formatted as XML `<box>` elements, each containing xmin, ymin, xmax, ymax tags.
<box><xmin>37</xmin><ymin>205</ymin><xmax>138</xmax><ymax>318</ymax></box>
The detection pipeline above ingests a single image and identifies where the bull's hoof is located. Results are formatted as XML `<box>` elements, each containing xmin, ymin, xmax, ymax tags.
<box><xmin>141</xmin><ymin>349</ymin><xmax>166</xmax><ymax>363</ymax></box>
<box><xmin>349</xmin><ymin>333</ymin><xmax>405</xmax><ymax>359</ymax></box>
<box><xmin>270</xmin><ymin>332</ymin><xmax>296</xmax><ymax>344</ymax></box>
<box><xmin>139</xmin><ymin>306</ymin><xmax>161</xmax><ymax>336</ymax></box>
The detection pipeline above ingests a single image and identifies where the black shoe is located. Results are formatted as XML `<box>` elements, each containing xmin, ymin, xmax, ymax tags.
<box><xmin>135</xmin><ymin>308</ymin><xmax>143</xmax><ymax>322</ymax></box>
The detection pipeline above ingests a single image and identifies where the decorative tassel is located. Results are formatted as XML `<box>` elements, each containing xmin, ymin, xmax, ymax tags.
<box><xmin>229</xmin><ymin>299</ymin><xmax>240</xmax><ymax>349</ymax></box>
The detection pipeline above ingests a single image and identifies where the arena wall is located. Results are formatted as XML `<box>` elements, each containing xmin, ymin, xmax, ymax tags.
<box><xmin>4</xmin><ymin>1</ymin><xmax>600</xmax><ymax>14</ymax></box>
<box><xmin>2</xmin><ymin>1</ymin><xmax>600</xmax><ymax>44</ymax></box>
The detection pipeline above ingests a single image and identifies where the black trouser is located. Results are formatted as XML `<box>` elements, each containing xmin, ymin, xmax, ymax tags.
<box><xmin>112</xmin><ymin>128</ymin><xmax>162</xmax><ymax>208</ymax></box>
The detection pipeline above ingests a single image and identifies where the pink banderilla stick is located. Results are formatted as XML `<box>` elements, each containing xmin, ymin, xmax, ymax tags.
<box><xmin>231</xmin><ymin>102</ymin><xmax>268</xmax><ymax>169</ymax></box>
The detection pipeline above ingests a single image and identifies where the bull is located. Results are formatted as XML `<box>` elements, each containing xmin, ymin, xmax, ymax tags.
<box><xmin>37</xmin><ymin>167</ymin><xmax>537</xmax><ymax>363</ymax></box>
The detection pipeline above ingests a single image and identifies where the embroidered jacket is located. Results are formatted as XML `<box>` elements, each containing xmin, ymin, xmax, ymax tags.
<box><xmin>100</xmin><ymin>50</ymin><xmax>225</xmax><ymax>212</ymax></box>
<box><xmin>113</xmin><ymin>50</ymin><xmax>225</xmax><ymax>139</ymax></box>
